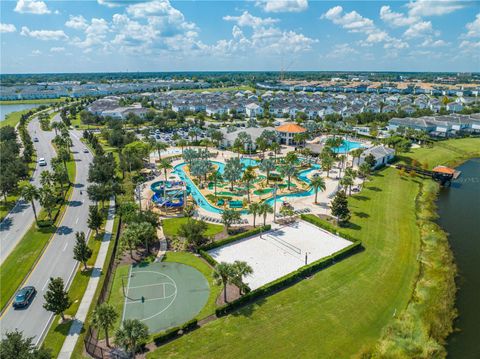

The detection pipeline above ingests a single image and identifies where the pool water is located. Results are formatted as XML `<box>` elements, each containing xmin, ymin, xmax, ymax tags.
<box><xmin>240</xmin><ymin>158</ymin><xmax>259</xmax><ymax>167</ymax></box>
<box><xmin>333</xmin><ymin>140</ymin><xmax>365</xmax><ymax>154</ymax></box>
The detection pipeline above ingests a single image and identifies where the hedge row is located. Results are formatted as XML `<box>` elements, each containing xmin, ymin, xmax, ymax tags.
<box><xmin>300</xmin><ymin>214</ymin><xmax>360</xmax><ymax>243</ymax></box>
<box><xmin>201</xmin><ymin>225</ymin><xmax>271</xmax><ymax>251</ymax></box>
<box><xmin>152</xmin><ymin>319</ymin><xmax>198</xmax><ymax>346</ymax></box>
<box><xmin>215</xmin><ymin>240</ymin><xmax>362</xmax><ymax>317</ymax></box>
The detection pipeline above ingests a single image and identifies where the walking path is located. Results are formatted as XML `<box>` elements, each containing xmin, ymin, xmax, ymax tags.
<box><xmin>57</xmin><ymin>198</ymin><xmax>116</xmax><ymax>359</ymax></box>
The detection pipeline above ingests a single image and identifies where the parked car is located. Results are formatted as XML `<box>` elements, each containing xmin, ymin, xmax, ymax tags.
<box><xmin>38</xmin><ymin>158</ymin><xmax>47</xmax><ymax>166</ymax></box>
<box><xmin>33</xmin><ymin>137</ymin><xmax>39</xmax><ymax>142</ymax></box>
<box><xmin>13</xmin><ymin>286</ymin><xmax>36</xmax><ymax>309</ymax></box>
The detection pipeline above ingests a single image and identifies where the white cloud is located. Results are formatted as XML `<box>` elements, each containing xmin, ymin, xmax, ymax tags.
<box><xmin>322</xmin><ymin>6</ymin><xmax>408</xmax><ymax>49</ymax></box>
<box><xmin>404</xmin><ymin>21</ymin><xmax>433</xmax><ymax>38</ymax></box>
<box><xmin>31</xmin><ymin>49</ymin><xmax>41</xmax><ymax>56</ymax></box>
<box><xmin>65</xmin><ymin>15</ymin><xmax>88</xmax><ymax>30</ymax></box>
<box><xmin>0</xmin><ymin>23</ymin><xmax>17</xmax><ymax>33</ymax></box>
<box><xmin>20</xmin><ymin>26</ymin><xmax>68</xmax><ymax>40</ymax></box>
<box><xmin>324</xmin><ymin>43</ymin><xmax>359</xmax><ymax>59</ymax></box>
<box><xmin>223</xmin><ymin>11</ymin><xmax>278</xmax><ymax>28</ymax></box>
<box><xmin>50</xmin><ymin>47</ymin><xmax>65</xmax><ymax>52</ymax></box>
<box><xmin>380</xmin><ymin>6</ymin><xmax>418</xmax><ymax>27</ymax></box>
<box><xmin>14</xmin><ymin>0</ymin><xmax>50</xmax><ymax>15</ymax></box>
<box><xmin>72</xmin><ymin>18</ymin><xmax>109</xmax><ymax>52</ymax></box>
<box><xmin>420</xmin><ymin>38</ymin><xmax>449</xmax><ymax>47</ymax></box>
<box><xmin>256</xmin><ymin>0</ymin><xmax>308</xmax><ymax>13</ymax></box>
<box><xmin>465</xmin><ymin>13</ymin><xmax>480</xmax><ymax>38</ymax></box>
<box><xmin>407</xmin><ymin>0</ymin><xmax>465</xmax><ymax>17</ymax></box>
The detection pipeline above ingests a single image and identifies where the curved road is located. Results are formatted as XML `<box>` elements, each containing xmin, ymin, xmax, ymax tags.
<box><xmin>0</xmin><ymin>124</ymin><xmax>93</xmax><ymax>345</ymax></box>
<box><xmin>0</xmin><ymin>116</ymin><xmax>56</xmax><ymax>263</ymax></box>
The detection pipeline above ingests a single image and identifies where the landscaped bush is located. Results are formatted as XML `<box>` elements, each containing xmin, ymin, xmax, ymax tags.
<box><xmin>152</xmin><ymin>319</ymin><xmax>198</xmax><ymax>346</ymax></box>
<box><xmin>215</xmin><ymin>240</ymin><xmax>362</xmax><ymax>317</ymax></box>
<box><xmin>300</xmin><ymin>214</ymin><xmax>360</xmax><ymax>243</ymax></box>
<box><xmin>198</xmin><ymin>250</ymin><xmax>216</xmax><ymax>267</ymax></box>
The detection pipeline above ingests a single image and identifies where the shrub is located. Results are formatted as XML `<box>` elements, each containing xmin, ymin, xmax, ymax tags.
<box><xmin>200</xmin><ymin>225</ymin><xmax>271</xmax><ymax>251</ymax></box>
<box><xmin>300</xmin><ymin>214</ymin><xmax>360</xmax><ymax>243</ymax></box>
<box><xmin>152</xmin><ymin>319</ymin><xmax>198</xmax><ymax>345</ymax></box>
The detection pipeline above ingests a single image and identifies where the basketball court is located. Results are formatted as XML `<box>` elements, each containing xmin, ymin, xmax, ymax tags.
<box><xmin>207</xmin><ymin>220</ymin><xmax>352</xmax><ymax>290</ymax></box>
<box><xmin>122</xmin><ymin>262</ymin><xmax>209</xmax><ymax>333</ymax></box>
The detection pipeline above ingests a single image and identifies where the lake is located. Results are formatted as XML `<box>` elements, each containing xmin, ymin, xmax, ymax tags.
<box><xmin>437</xmin><ymin>158</ymin><xmax>480</xmax><ymax>358</ymax></box>
<box><xmin>0</xmin><ymin>103</ymin><xmax>42</xmax><ymax>121</ymax></box>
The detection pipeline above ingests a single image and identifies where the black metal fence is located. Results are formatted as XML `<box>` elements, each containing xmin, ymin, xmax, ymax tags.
<box><xmin>84</xmin><ymin>217</ymin><xmax>122</xmax><ymax>359</ymax></box>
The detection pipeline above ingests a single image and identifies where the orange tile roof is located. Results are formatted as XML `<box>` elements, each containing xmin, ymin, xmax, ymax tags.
<box><xmin>433</xmin><ymin>166</ymin><xmax>455</xmax><ymax>175</ymax></box>
<box><xmin>275</xmin><ymin>123</ymin><xmax>307</xmax><ymax>133</ymax></box>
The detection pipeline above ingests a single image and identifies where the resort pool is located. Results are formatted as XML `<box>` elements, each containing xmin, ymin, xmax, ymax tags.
<box><xmin>333</xmin><ymin>140</ymin><xmax>365</xmax><ymax>154</ymax></box>
<box><xmin>240</xmin><ymin>158</ymin><xmax>259</xmax><ymax>167</ymax></box>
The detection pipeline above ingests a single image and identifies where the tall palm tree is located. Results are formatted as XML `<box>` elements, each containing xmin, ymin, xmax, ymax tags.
<box><xmin>242</xmin><ymin>166</ymin><xmax>256</xmax><ymax>202</ymax></box>
<box><xmin>280</xmin><ymin>163</ymin><xmax>296</xmax><ymax>191</ymax></box>
<box><xmin>155</xmin><ymin>142</ymin><xmax>168</xmax><ymax>161</ymax></box>
<box><xmin>213</xmin><ymin>262</ymin><xmax>236</xmax><ymax>303</ymax></box>
<box><xmin>340</xmin><ymin>175</ymin><xmax>354</xmax><ymax>195</ymax></box>
<box><xmin>259</xmin><ymin>159</ymin><xmax>275</xmax><ymax>185</ymax></box>
<box><xmin>208</xmin><ymin>170</ymin><xmax>223</xmax><ymax>197</ymax></box>
<box><xmin>22</xmin><ymin>184</ymin><xmax>40</xmax><ymax>224</ymax></box>
<box><xmin>232</xmin><ymin>260</ymin><xmax>254</xmax><ymax>295</ymax></box>
<box><xmin>177</xmin><ymin>139</ymin><xmax>188</xmax><ymax>155</ymax></box>
<box><xmin>158</xmin><ymin>159</ymin><xmax>172</xmax><ymax>188</ymax></box>
<box><xmin>321</xmin><ymin>155</ymin><xmax>334</xmax><ymax>178</ymax></box>
<box><xmin>310</xmin><ymin>176</ymin><xmax>326</xmax><ymax>204</ymax></box>
<box><xmin>248</xmin><ymin>202</ymin><xmax>261</xmax><ymax>227</ymax></box>
<box><xmin>115</xmin><ymin>319</ymin><xmax>149</xmax><ymax>358</ymax></box>
<box><xmin>40</xmin><ymin>170</ymin><xmax>55</xmax><ymax>187</ymax></box>
<box><xmin>350</xmin><ymin>148</ymin><xmax>364</xmax><ymax>167</ymax></box>
<box><xmin>259</xmin><ymin>202</ymin><xmax>273</xmax><ymax>226</ymax></box>
<box><xmin>92</xmin><ymin>303</ymin><xmax>118</xmax><ymax>347</ymax></box>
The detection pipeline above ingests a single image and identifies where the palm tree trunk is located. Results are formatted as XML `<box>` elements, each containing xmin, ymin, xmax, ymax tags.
<box><xmin>223</xmin><ymin>281</ymin><xmax>227</xmax><ymax>303</ymax></box>
<box><xmin>253</xmin><ymin>214</ymin><xmax>256</xmax><ymax>227</ymax></box>
<box><xmin>32</xmin><ymin>202</ymin><xmax>38</xmax><ymax>223</ymax></box>
<box><xmin>105</xmin><ymin>328</ymin><xmax>110</xmax><ymax>347</ymax></box>
<box><xmin>315</xmin><ymin>189</ymin><xmax>318</xmax><ymax>203</ymax></box>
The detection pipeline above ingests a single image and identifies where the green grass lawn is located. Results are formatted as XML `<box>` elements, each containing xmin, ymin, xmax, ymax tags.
<box><xmin>162</xmin><ymin>217</ymin><xmax>224</xmax><ymax>238</ymax></box>
<box><xmin>0</xmin><ymin>109</ymin><xmax>32</xmax><ymax>128</ymax></box>
<box><xmin>164</xmin><ymin>252</ymin><xmax>221</xmax><ymax>319</ymax></box>
<box><xmin>0</xmin><ymin>98</ymin><xmax>67</xmax><ymax>105</ymax></box>
<box><xmin>148</xmin><ymin>168</ymin><xmax>421</xmax><ymax>358</ymax></box>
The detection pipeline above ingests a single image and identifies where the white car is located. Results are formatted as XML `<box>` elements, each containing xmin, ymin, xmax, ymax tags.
<box><xmin>38</xmin><ymin>158</ymin><xmax>47</xmax><ymax>167</ymax></box>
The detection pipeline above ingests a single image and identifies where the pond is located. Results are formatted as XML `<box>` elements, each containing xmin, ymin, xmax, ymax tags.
<box><xmin>0</xmin><ymin>103</ymin><xmax>42</xmax><ymax>121</ymax></box>
<box><xmin>437</xmin><ymin>159</ymin><xmax>480</xmax><ymax>357</ymax></box>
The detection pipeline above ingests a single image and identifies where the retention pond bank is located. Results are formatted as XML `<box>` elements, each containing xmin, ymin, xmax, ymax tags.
<box><xmin>438</xmin><ymin>158</ymin><xmax>480</xmax><ymax>357</ymax></box>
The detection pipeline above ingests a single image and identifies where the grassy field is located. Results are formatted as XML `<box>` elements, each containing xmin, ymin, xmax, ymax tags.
<box><xmin>0</xmin><ymin>158</ymin><xmax>76</xmax><ymax>311</ymax></box>
<box><xmin>147</xmin><ymin>138</ymin><xmax>480</xmax><ymax>359</ymax></box>
<box><xmin>0</xmin><ymin>98</ymin><xmax>67</xmax><ymax>105</ymax></box>
<box><xmin>162</xmin><ymin>217</ymin><xmax>224</xmax><ymax>238</ymax></box>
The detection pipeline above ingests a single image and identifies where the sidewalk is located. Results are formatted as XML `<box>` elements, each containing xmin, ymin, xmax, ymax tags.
<box><xmin>58</xmin><ymin>198</ymin><xmax>116</xmax><ymax>359</ymax></box>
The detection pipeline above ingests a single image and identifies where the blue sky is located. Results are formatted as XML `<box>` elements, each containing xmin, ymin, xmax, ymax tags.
<box><xmin>1</xmin><ymin>0</ymin><xmax>479</xmax><ymax>74</ymax></box>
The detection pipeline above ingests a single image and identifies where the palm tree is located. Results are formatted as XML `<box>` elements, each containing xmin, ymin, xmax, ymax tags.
<box><xmin>350</xmin><ymin>148</ymin><xmax>364</xmax><ymax>167</ymax></box>
<box><xmin>208</xmin><ymin>170</ymin><xmax>223</xmax><ymax>197</ymax></box>
<box><xmin>213</xmin><ymin>262</ymin><xmax>236</xmax><ymax>303</ymax></box>
<box><xmin>158</xmin><ymin>159</ymin><xmax>172</xmax><ymax>194</ymax></box>
<box><xmin>340</xmin><ymin>175</ymin><xmax>354</xmax><ymax>195</ymax></box>
<box><xmin>270</xmin><ymin>142</ymin><xmax>280</xmax><ymax>162</ymax></box>
<box><xmin>115</xmin><ymin>319</ymin><xmax>149</xmax><ymax>358</ymax></box>
<box><xmin>92</xmin><ymin>303</ymin><xmax>118</xmax><ymax>347</ymax></box>
<box><xmin>154</xmin><ymin>142</ymin><xmax>168</xmax><ymax>161</ymax></box>
<box><xmin>259</xmin><ymin>202</ymin><xmax>273</xmax><ymax>226</ymax></box>
<box><xmin>310</xmin><ymin>176</ymin><xmax>326</xmax><ymax>204</ymax></box>
<box><xmin>358</xmin><ymin>162</ymin><xmax>371</xmax><ymax>185</ymax></box>
<box><xmin>321</xmin><ymin>155</ymin><xmax>334</xmax><ymax>178</ymax></box>
<box><xmin>177</xmin><ymin>139</ymin><xmax>188</xmax><ymax>155</ymax></box>
<box><xmin>22</xmin><ymin>184</ymin><xmax>40</xmax><ymax>224</ymax></box>
<box><xmin>280</xmin><ymin>163</ymin><xmax>296</xmax><ymax>191</ymax></box>
<box><xmin>259</xmin><ymin>159</ymin><xmax>275</xmax><ymax>185</ymax></box>
<box><xmin>232</xmin><ymin>260</ymin><xmax>253</xmax><ymax>295</ymax></box>
<box><xmin>248</xmin><ymin>202</ymin><xmax>261</xmax><ymax>227</ymax></box>
<box><xmin>40</xmin><ymin>170</ymin><xmax>55</xmax><ymax>187</ymax></box>
<box><xmin>242</xmin><ymin>166</ymin><xmax>256</xmax><ymax>202</ymax></box>
<box><xmin>224</xmin><ymin>157</ymin><xmax>242</xmax><ymax>191</ymax></box>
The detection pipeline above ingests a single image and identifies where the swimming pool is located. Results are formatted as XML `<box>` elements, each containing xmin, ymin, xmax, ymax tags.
<box><xmin>333</xmin><ymin>140</ymin><xmax>365</xmax><ymax>154</ymax></box>
<box><xmin>240</xmin><ymin>158</ymin><xmax>259</xmax><ymax>167</ymax></box>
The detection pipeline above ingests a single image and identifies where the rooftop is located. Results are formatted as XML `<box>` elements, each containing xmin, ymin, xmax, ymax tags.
<box><xmin>275</xmin><ymin>123</ymin><xmax>307</xmax><ymax>133</ymax></box>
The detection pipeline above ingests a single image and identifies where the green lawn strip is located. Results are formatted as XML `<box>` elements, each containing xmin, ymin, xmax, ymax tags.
<box><xmin>163</xmin><ymin>252</ymin><xmax>221</xmax><ymax>319</ymax></box>
<box><xmin>105</xmin><ymin>264</ymin><xmax>130</xmax><ymax>340</ymax></box>
<box><xmin>42</xmin><ymin>214</ymin><xmax>109</xmax><ymax>356</ymax></box>
<box><xmin>0</xmin><ymin>98</ymin><xmax>68</xmax><ymax>105</ymax></box>
<box><xmin>162</xmin><ymin>217</ymin><xmax>224</xmax><ymax>238</ymax></box>
<box><xmin>0</xmin><ymin>109</ymin><xmax>32</xmax><ymax>128</ymax></box>
<box><xmin>69</xmin><ymin>214</ymin><xmax>120</xmax><ymax>359</ymax></box>
<box><xmin>148</xmin><ymin>168</ymin><xmax>421</xmax><ymax>358</ymax></box>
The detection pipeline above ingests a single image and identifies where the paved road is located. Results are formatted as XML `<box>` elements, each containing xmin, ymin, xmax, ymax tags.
<box><xmin>0</xmin><ymin>116</ymin><xmax>57</xmax><ymax>264</ymax></box>
<box><xmin>0</xmin><ymin>128</ymin><xmax>93</xmax><ymax>345</ymax></box>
